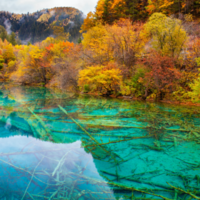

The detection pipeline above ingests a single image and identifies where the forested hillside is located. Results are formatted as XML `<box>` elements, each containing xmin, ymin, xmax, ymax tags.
<box><xmin>1</xmin><ymin>1</ymin><xmax>200</xmax><ymax>104</ymax></box>
<box><xmin>0</xmin><ymin>7</ymin><xmax>84</xmax><ymax>43</ymax></box>
<box><xmin>82</xmin><ymin>0</ymin><xmax>200</xmax><ymax>31</ymax></box>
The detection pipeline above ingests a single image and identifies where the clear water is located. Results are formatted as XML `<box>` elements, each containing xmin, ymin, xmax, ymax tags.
<box><xmin>0</xmin><ymin>85</ymin><xmax>200</xmax><ymax>200</ymax></box>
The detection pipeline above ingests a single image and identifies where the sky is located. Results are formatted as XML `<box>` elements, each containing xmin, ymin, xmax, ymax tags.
<box><xmin>0</xmin><ymin>0</ymin><xmax>98</xmax><ymax>15</ymax></box>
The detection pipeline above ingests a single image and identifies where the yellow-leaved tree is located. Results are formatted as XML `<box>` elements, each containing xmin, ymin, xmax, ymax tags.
<box><xmin>52</xmin><ymin>26</ymin><xmax>70</xmax><ymax>41</ymax></box>
<box><xmin>80</xmin><ymin>12</ymin><xmax>96</xmax><ymax>33</ymax></box>
<box><xmin>105</xmin><ymin>19</ymin><xmax>145</xmax><ymax>67</ymax></box>
<box><xmin>78</xmin><ymin>63</ymin><xmax>122</xmax><ymax>96</ymax></box>
<box><xmin>144</xmin><ymin>12</ymin><xmax>187</xmax><ymax>58</ymax></box>
<box><xmin>188</xmin><ymin>60</ymin><xmax>200</xmax><ymax>102</ymax></box>
<box><xmin>146</xmin><ymin>0</ymin><xmax>175</xmax><ymax>14</ymax></box>
<box><xmin>82</xmin><ymin>24</ymin><xmax>111</xmax><ymax>64</ymax></box>
<box><xmin>82</xmin><ymin>20</ymin><xmax>145</xmax><ymax>67</ymax></box>
<box><xmin>2</xmin><ymin>43</ymin><xmax>16</xmax><ymax>64</ymax></box>
<box><xmin>95</xmin><ymin>0</ymin><xmax>107</xmax><ymax>21</ymax></box>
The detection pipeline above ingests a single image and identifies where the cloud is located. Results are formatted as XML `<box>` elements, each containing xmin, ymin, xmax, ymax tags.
<box><xmin>50</xmin><ymin>10</ymin><xmax>55</xmax><ymax>16</ymax></box>
<box><xmin>4</xmin><ymin>19</ymin><xmax>12</xmax><ymax>34</ymax></box>
<box><xmin>0</xmin><ymin>0</ymin><xmax>98</xmax><ymax>15</ymax></box>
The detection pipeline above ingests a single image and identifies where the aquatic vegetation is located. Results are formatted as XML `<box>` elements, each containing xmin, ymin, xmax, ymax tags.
<box><xmin>0</xmin><ymin>85</ymin><xmax>200</xmax><ymax>199</ymax></box>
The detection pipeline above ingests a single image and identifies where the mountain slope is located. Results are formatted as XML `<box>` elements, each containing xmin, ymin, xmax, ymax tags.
<box><xmin>0</xmin><ymin>7</ymin><xmax>84</xmax><ymax>43</ymax></box>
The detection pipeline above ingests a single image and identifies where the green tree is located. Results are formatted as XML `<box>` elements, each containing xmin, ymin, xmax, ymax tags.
<box><xmin>77</xmin><ymin>37</ymin><xmax>82</xmax><ymax>44</ymax></box>
<box><xmin>188</xmin><ymin>58</ymin><xmax>200</xmax><ymax>102</ymax></box>
<box><xmin>0</xmin><ymin>25</ymin><xmax>8</xmax><ymax>42</ymax></box>
<box><xmin>196</xmin><ymin>58</ymin><xmax>200</xmax><ymax>67</ymax></box>
<box><xmin>9</xmin><ymin>32</ymin><xmax>17</xmax><ymax>46</ymax></box>
<box><xmin>189</xmin><ymin>70</ymin><xmax>200</xmax><ymax>103</ymax></box>
<box><xmin>144</xmin><ymin>12</ymin><xmax>187</xmax><ymax>58</ymax></box>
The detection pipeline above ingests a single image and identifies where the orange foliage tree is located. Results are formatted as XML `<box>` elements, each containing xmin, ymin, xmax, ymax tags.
<box><xmin>142</xmin><ymin>51</ymin><xmax>181</xmax><ymax>100</ymax></box>
<box><xmin>80</xmin><ymin>12</ymin><xmax>96</xmax><ymax>32</ymax></box>
<box><xmin>11</xmin><ymin>38</ymin><xmax>74</xmax><ymax>86</ymax></box>
<box><xmin>82</xmin><ymin>20</ymin><xmax>145</xmax><ymax>70</ymax></box>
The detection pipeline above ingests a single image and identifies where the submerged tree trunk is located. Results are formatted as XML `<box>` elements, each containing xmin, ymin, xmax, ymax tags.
<box><xmin>142</xmin><ymin>88</ymin><xmax>152</xmax><ymax>100</ymax></box>
<box><xmin>41</xmin><ymin>67</ymin><xmax>47</xmax><ymax>85</ymax></box>
<box><xmin>156</xmin><ymin>91</ymin><xmax>165</xmax><ymax>101</ymax></box>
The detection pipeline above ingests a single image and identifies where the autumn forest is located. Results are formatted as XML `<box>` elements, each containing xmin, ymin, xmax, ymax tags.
<box><xmin>1</xmin><ymin>0</ymin><xmax>200</xmax><ymax>104</ymax></box>
<box><xmin>1</xmin><ymin>2</ymin><xmax>200</xmax><ymax>199</ymax></box>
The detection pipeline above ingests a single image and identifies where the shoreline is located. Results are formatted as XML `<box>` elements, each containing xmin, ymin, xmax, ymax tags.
<box><xmin>1</xmin><ymin>81</ymin><xmax>200</xmax><ymax>108</ymax></box>
<box><xmin>81</xmin><ymin>91</ymin><xmax>200</xmax><ymax>108</ymax></box>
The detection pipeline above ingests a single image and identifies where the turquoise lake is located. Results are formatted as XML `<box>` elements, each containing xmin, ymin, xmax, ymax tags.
<box><xmin>0</xmin><ymin>84</ymin><xmax>200</xmax><ymax>200</ymax></box>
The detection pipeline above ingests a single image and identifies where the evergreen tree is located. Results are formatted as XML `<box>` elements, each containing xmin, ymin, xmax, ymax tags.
<box><xmin>0</xmin><ymin>25</ymin><xmax>8</xmax><ymax>41</ymax></box>
<box><xmin>102</xmin><ymin>0</ymin><xmax>111</xmax><ymax>23</ymax></box>
<box><xmin>9</xmin><ymin>32</ymin><xmax>17</xmax><ymax>45</ymax></box>
<box><xmin>77</xmin><ymin>37</ymin><xmax>82</xmax><ymax>44</ymax></box>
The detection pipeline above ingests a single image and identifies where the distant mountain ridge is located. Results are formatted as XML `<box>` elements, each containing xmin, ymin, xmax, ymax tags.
<box><xmin>0</xmin><ymin>7</ymin><xmax>84</xmax><ymax>44</ymax></box>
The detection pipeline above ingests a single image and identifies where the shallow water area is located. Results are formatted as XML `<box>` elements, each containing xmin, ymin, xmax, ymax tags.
<box><xmin>0</xmin><ymin>85</ymin><xmax>200</xmax><ymax>200</ymax></box>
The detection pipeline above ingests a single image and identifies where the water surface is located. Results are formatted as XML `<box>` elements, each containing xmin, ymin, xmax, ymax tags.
<box><xmin>0</xmin><ymin>85</ymin><xmax>200</xmax><ymax>200</ymax></box>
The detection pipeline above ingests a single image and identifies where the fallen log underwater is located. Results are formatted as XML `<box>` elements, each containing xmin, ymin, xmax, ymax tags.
<box><xmin>0</xmin><ymin>90</ymin><xmax>200</xmax><ymax>200</ymax></box>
